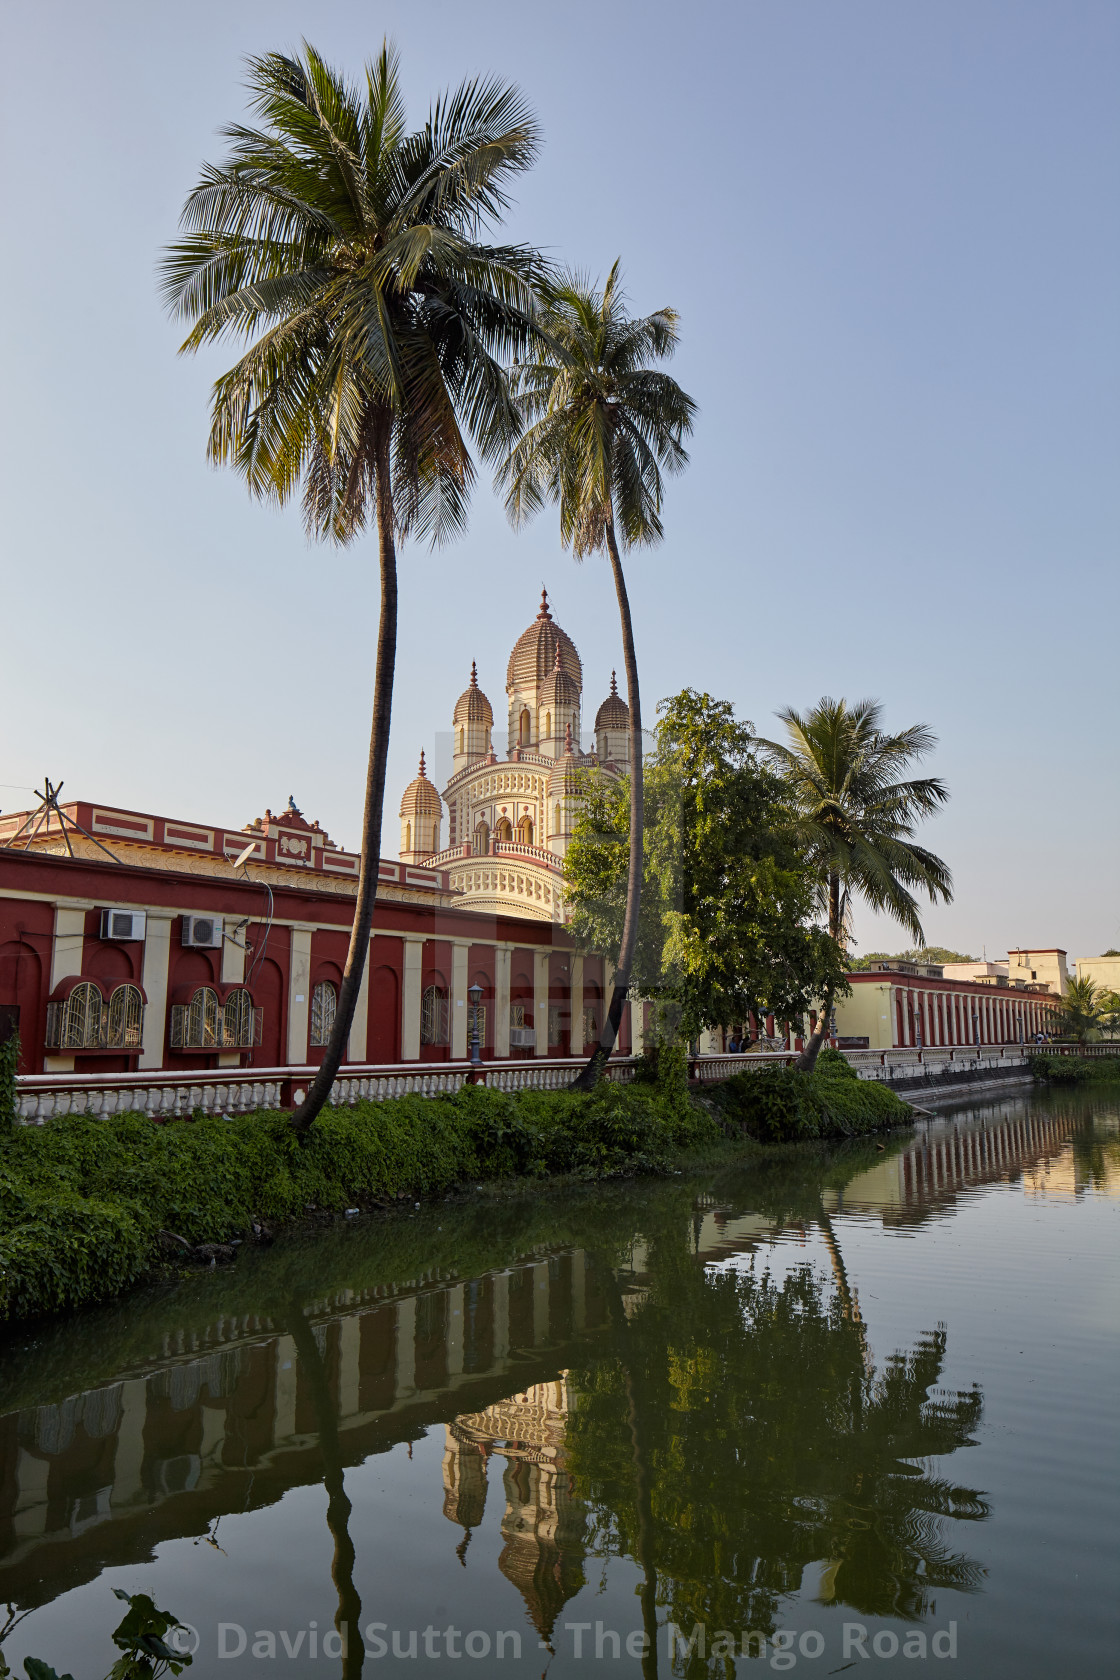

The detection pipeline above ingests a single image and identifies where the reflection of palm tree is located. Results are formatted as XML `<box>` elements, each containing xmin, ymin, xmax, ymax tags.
<box><xmin>287</xmin><ymin>1307</ymin><xmax>364</xmax><ymax>1678</ymax></box>
<box><xmin>599</xmin><ymin>1265</ymin><xmax>660</xmax><ymax>1680</ymax></box>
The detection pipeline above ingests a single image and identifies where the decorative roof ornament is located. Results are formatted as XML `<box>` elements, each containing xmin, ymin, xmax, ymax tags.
<box><xmin>594</xmin><ymin>669</ymin><xmax>629</xmax><ymax>732</ymax></box>
<box><xmin>506</xmin><ymin>590</ymin><xmax>582</xmax><ymax>692</ymax></box>
<box><xmin>453</xmin><ymin>661</ymin><xmax>494</xmax><ymax>727</ymax></box>
<box><xmin>400</xmin><ymin>751</ymin><xmax>443</xmax><ymax>818</ymax></box>
<box><xmin>540</xmin><ymin>644</ymin><xmax>580</xmax><ymax>709</ymax></box>
<box><xmin>548</xmin><ymin>720</ymin><xmax>583</xmax><ymax>795</ymax></box>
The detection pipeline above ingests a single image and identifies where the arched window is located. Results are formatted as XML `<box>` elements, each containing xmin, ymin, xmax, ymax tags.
<box><xmin>107</xmin><ymin>984</ymin><xmax>144</xmax><ymax>1050</ymax></box>
<box><xmin>519</xmin><ymin>708</ymin><xmax>531</xmax><ymax>746</ymax></box>
<box><xmin>310</xmin><ymin>980</ymin><xmax>337</xmax><ymax>1046</ymax></box>
<box><xmin>404</xmin><ymin>820</ymin><xmax>412</xmax><ymax>853</ymax></box>
<box><xmin>495</xmin><ymin>817</ymin><xmax>513</xmax><ymax>843</ymax></box>
<box><xmin>554</xmin><ymin>802</ymin><xmax>561</xmax><ymax>835</ymax></box>
<box><xmin>421</xmin><ymin>985</ymin><xmax>449</xmax><ymax>1045</ymax></box>
<box><xmin>46</xmin><ymin>981</ymin><xmax>103</xmax><ymax>1049</ymax></box>
<box><xmin>517</xmin><ymin>815</ymin><xmax>534</xmax><ymax>846</ymax></box>
<box><xmin>170</xmin><ymin>986</ymin><xmax>259</xmax><ymax>1049</ymax></box>
<box><xmin>223</xmin><ymin>987</ymin><xmax>256</xmax><ymax>1047</ymax></box>
<box><xmin>473</xmin><ymin>820</ymin><xmax>491</xmax><ymax>856</ymax></box>
<box><xmin>458</xmin><ymin>726</ymin><xmax>465</xmax><ymax>753</ymax></box>
<box><xmin>544</xmin><ymin>710</ymin><xmax>552</xmax><ymax>738</ymax></box>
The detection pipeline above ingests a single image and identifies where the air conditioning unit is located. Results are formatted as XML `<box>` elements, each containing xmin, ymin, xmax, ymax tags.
<box><xmin>182</xmin><ymin>915</ymin><xmax>224</xmax><ymax>949</ymax></box>
<box><xmin>100</xmin><ymin>908</ymin><xmax>146</xmax><ymax>942</ymax></box>
<box><xmin>509</xmin><ymin>1026</ymin><xmax>536</xmax><ymax>1048</ymax></box>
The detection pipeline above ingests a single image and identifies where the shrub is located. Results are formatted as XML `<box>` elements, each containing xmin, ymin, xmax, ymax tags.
<box><xmin>1029</xmin><ymin>1053</ymin><xmax>1120</xmax><ymax>1085</ymax></box>
<box><xmin>815</xmin><ymin>1047</ymin><xmax>859</xmax><ymax>1081</ymax></box>
<box><xmin>707</xmin><ymin>1065</ymin><xmax>910</xmax><ymax>1143</ymax></box>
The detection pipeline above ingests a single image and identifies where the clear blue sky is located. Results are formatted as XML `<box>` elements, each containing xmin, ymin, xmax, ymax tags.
<box><xmin>1</xmin><ymin>0</ymin><xmax>1116</xmax><ymax>961</ymax></box>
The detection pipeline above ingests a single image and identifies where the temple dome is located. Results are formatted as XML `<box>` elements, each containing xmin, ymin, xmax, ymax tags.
<box><xmin>399</xmin><ymin>751</ymin><xmax>443</xmax><ymax>818</ymax></box>
<box><xmin>506</xmin><ymin>589</ymin><xmax>582</xmax><ymax>692</ymax></box>
<box><xmin>539</xmin><ymin>647</ymin><xmax>580</xmax><ymax>709</ymax></box>
<box><xmin>594</xmin><ymin>671</ymin><xmax>629</xmax><ymax>732</ymax></box>
<box><xmin>547</xmin><ymin>726</ymin><xmax>584</xmax><ymax>795</ymax></box>
<box><xmin>453</xmin><ymin>662</ymin><xmax>493</xmax><ymax>726</ymax></box>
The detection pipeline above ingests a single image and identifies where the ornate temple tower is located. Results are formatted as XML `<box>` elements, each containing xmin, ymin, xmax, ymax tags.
<box><xmin>451</xmin><ymin>662</ymin><xmax>494</xmax><ymax>775</ymax></box>
<box><xmin>398</xmin><ymin>752</ymin><xmax>443</xmax><ymax>863</ymax></box>
<box><xmin>505</xmin><ymin>589</ymin><xmax>582</xmax><ymax>757</ymax></box>
<box><xmin>594</xmin><ymin>671</ymin><xmax>630</xmax><ymax>765</ymax></box>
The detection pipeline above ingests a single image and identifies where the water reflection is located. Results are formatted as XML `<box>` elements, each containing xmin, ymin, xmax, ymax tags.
<box><xmin>1</xmin><ymin>1093</ymin><xmax>1116</xmax><ymax>1672</ymax></box>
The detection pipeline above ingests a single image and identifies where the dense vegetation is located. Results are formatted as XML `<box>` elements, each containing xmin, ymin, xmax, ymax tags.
<box><xmin>704</xmin><ymin>1047</ymin><xmax>912</xmax><ymax>1141</ymax></box>
<box><xmin>0</xmin><ymin>1055</ymin><xmax>914</xmax><ymax>1327</ymax></box>
<box><xmin>1029</xmin><ymin>1053</ymin><xmax>1120</xmax><ymax>1084</ymax></box>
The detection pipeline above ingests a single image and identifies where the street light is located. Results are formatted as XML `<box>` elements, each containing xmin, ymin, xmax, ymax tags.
<box><xmin>468</xmin><ymin>983</ymin><xmax>483</xmax><ymax>1068</ymax></box>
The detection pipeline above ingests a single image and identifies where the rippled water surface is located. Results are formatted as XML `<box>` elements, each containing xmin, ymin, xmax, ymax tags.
<box><xmin>1</xmin><ymin>1087</ymin><xmax>1117</xmax><ymax>1678</ymax></box>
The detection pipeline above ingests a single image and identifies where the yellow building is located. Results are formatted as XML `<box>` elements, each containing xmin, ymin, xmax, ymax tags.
<box><xmin>833</xmin><ymin>960</ymin><xmax>1055</xmax><ymax>1049</ymax></box>
<box><xmin>1075</xmin><ymin>952</ymin><xmax>1120</xmax><ymax>994</ymax></box>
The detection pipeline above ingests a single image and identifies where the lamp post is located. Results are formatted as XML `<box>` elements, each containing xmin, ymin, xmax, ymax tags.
<box><xmin>468</xmin><ymin>983</ymin><xmax>483</xmax><ymax>1075</ymax></box>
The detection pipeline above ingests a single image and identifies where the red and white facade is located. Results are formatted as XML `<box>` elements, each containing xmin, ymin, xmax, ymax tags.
<box><xmin>0</xmin><ymin>798</ymin><xmax>629</xmax><ymax>1083</ymax></box>
<box><xmin>832</xmin><ymin>962</ymin><xmax>1057</xmax><ymax>1050</ymax></box>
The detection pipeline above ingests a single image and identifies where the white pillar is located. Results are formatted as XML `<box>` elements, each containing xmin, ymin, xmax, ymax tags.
<box><xmin>494</xmin><ymin>945</ymin><xmax>512</xmax><ymax>1058</ymax></box>
<box><xmin>49</xmin><ymin>899</ymin><xmax>89</xmax><ymax>989</ymax></box>
<box><xmin>569</xmin><ymin>954</ymin><xmax>584</xmax><ymax>1056</ymax></box>
<box><xmin>451</xmin><ymin>941</ymin><xmax>470</xmax><ymax>1060</ymax></box>
<box><xmin>534</xmin><ymin>949</ymin><xmax>550</xmax><ymax>1055</ymax></box>
<box><xmin>220</xmin><ymin>918</ymin><xmax>246</xmax><ymax>984</ymax></box>
<box><xmin>287</xmin><ymin>925</ymin><xmax>314</xmax><ymax>1064</ymax></box>
<box><xmin>401</xmin><ymin>937</ymin><xmax>424</xmax><ymax>1061</ymax></box>
<box><xmin>348</xmin><ymin>936</ymin><xmax>372</xmax><ymax>1062</ymax></box>
<box><xmin>139</xmin><ymin>912</ymin><xmax>174</xmax><ymax>1070</ymax></box>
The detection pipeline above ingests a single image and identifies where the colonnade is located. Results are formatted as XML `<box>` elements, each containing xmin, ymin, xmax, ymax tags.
<box><xmin>891</xmin><ymin>986</ymin><xmax>1050</xmax><ymax>1048</ymax></box>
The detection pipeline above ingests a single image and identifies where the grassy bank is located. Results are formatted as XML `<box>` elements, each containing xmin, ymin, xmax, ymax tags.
<box><xmin>0</xmin><ymin>1057</ymin><xmax>909</xmax><ymax>1327</ymax></box>
<box><xmin>1029</xmin><ymin>1052</ymin><xmax>1120</xmax><ymax>1084</ymax></box>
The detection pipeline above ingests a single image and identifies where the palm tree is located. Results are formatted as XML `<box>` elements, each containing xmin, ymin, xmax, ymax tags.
<box><xmin>161</xmin><ymin>43</ymin><xmax>542</xmax><ymax>1131</ymax></box>
<box><xmin>1053</xmin><ymin>975</ymin><xmax>1106</xmax><ymax>1043</ymax></box>
<box><xmin>760</xmin><ymin>698</ymin><xmax>952</xmax><ymax>1071</ymax></box>
<box><xmin>498</xmin><ymin>263</ymin><xmax>696</xmax><ymax>1087</ymax></box>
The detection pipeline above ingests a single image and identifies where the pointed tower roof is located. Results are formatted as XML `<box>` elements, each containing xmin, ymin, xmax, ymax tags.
<box><xmin>547</xmin><ymin>723</ymin><xmax>584</xmax><ymax>795</ymax></box>
<box><xmin>453</xmin><ymin>661</ymin><xmax>494</xmax><ymax>726</ymax></box>
<box><xmin>594</xmin><ymin>670</ymin><xmax>629</xmax><ymax>731</ymax></box>
<box><xmin>506</xmin><ymin>588</ymin><xmax>582</xmax><ymax>692</ymax></box>
<box><xmin>539</xmin><ymin>644</ymin><xmax>581</xmax><ymax>708</ymax></box>
<box><xmin>399</xmin><ymin>751</ymin><xmax>443</xmax><ymax>818</ymax></box>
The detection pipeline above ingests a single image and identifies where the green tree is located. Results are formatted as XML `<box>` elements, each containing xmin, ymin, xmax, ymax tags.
<box><xmin>760</xmin><ymin>698</ymin><xmax>952</xmax><ymax>1071</ymax></box>
<box><xmin>498</xmin><ymin>264</ymin><xmax>696</xmax><ymax>1087</ymax></box>
<box><xmin>1053</xmin><ymin>975</ymin><xmax>1107</xmax><ymax>1043</ymax></box>
<box><xmin>564</xmin><ymin>691</ymin><xmax>846</xmax><ymax>1045</ymax></box>
<box><xmin>162</xmin><ymin>42</ymin><xmax>542</xmax><ymax>1131</ymax></box>
<box><xmin>849</xmin><ymin>945</ymin><xmax>976</xmax><ymax>972</ymax></box>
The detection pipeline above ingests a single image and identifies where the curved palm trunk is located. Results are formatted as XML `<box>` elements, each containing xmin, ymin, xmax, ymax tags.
<box><xmin>600</xmin><ymin>1263</ymin><xmax>660</xmax><ymax>1678</ymax></box>
<box><xmin>286</xmin><ymin>1305</ymin><xmax>365</xmax><ymax>1677</ymax></box>
<box><xmin>798</xmin><ymin>869</ymin><xmax>842</xmax><ymax>1073</ymax></box>
<box><xmin>573</xmin><ymin>518</ymin><xmax>643</xmax><ymax>1091</ymax></box>
<box><xmin>292</xmin><ymin>426</ymin><xmax>396</xmax><ymax>1134</ymax></box>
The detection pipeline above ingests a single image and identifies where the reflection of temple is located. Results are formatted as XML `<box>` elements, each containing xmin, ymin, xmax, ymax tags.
<box><xmin>442</xmin><ymin>1380</ymin><xmax>585</xmax><ymax>1644</ymax></box>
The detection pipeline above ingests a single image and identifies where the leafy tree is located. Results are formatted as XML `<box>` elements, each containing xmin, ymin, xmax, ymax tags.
<box><xmin>849</xmin><ymin>946</ymin><xmax>976</xmax><ymax>971</ymax></box>
<box><xmin>760</xmin><ymin>698</ymin><xmax>952</xmax><ymax>1072</ymax></box>
<box><xmin>1097</xmin><ymin>990</ymin><xmax>1120</xmax><ymax>1037</ymax></box>
<box><xmin>499</xmin><ymin>264</ymin><xmax>696</xmax><ymax>1087</ymax></box>
<box><xmin>564</xmin><ymin>691</ymin><xmax>846</xmax><ymax>1045</ymax></box>
<box><xmin>162</xmin><ymin>42</ymin><xmax>542</xmax><ymax>1130</ymax></box>
<box><xmin>1053</xmin><ymin>975</ymin><xmax>1108</xmax><ymax>1043</ymax></box>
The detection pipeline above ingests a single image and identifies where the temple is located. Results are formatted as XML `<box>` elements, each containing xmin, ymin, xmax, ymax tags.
<box><xmin>399</xmin><ymin>589</ymin><xmax>630</xmax><ymax>922</ymax></box>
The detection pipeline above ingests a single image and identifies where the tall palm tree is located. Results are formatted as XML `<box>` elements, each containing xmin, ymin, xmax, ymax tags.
<box><xmin>760</xmin><ymin>698</ymin><xmax>952</xmax><ymax>1071</ymax></box>
<box><xmin>1053</xmin><ymin>975</ymin><xmax>1106</xmax><ymax>1043</ymax></box>
<box><xmin>498</xmin><ymin>264</ymin><xmax>696</xmax><ymax>1087</ymax></box>
<box><xmin>161</xmin><ymin>43</ymin><xmax>542</xmax><ymax>1131</ymax></box>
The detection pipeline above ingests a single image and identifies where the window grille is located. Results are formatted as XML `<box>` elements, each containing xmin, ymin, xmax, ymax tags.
<box><xmin>170</xmin><ymin>986</ymin><xmax>261</xmax><ymax>1049</ymax></box>
<box><xmin>421</xmin><ymin>986</ymin><xmax>450</xmax><ymax>1045</ymax></box>
<box><xmin>310</xmin><ymin>981</ymin><xmax>337</xmax><ymax>1047</ymax></box>
<box><xmin>548</xmin><ymin>1006</ymin><xmax>564</xmax><ymax>1046</ymax></box>
<box><xmin>510</xmin><ymin>1002</ymin><xmax>525</xmax><ymax>1029</ymax></box>
<box><xmin>45</xmin><ymin>982</ymin><xmax>145</xmax><ymax>1051</ymax></box>
<box><xmin>469</xmin><ymin>1003</ymin><xmax>487</xmax><ymax>1047</ymax></box>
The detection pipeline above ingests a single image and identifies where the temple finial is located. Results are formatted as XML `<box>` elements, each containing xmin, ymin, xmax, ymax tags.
<box><xmin>538</xmin><ymin>586</ymin><xmax>551</xmax><ymax>619</ymax></box>
<box><xmin>553</xmin><ymin>646</ymin><xmax>563</xmax><ymax>671</ymax></box>
<box><xmin>418</xmin><ymin>750</ymin><xmax>427</xmax><ymax>777</ymax></box>
<box><xmin>469</xmin><ymin>660</ymin><xmax>478</xmax><ymax>686</ymax></box>
<box><xmin>610</xmin><ymin>670</ymin><xmax>618</xmax><ymax>695</ymax></box>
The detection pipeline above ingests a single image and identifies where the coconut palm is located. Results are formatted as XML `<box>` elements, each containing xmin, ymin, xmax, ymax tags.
<box><xmin>161</xmin><ymin>43</ymin><xmax>542</xmax><ymax>1131</ymax></box>
<box><xmin>1053</xmin><ymin>975</ymin><xmax>1106</xmax><ymax>1043</ymax></box>
<box><xmin>761</xmin><ymin>698</ymin><xmax>952</xmax><ymax>1071</ymax></box>
<box><xmin>498</xmin><ymin>263</ymin><xmax>696</xmax><ymax>1087</ymax></box>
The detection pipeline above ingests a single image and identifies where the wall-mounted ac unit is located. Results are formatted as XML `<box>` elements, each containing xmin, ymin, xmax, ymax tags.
<box><xmin>182</xmin><ymin>915</ymin><xmax>224</xmax><ymax>949</ymax></box>
<box><xmin>100</xmin><ymin>908</ymin><xmax>146</xmax><ymax>942</ymax></box>
<box><xmin>509</xmin><ymin>1026</ymin><xmax>536</xmax><ymax>1048</ymax></box>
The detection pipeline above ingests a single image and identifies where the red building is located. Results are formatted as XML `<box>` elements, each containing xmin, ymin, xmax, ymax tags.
<box><xmin>0</xmin><ymin>797</ymin><xmax>626</xmax><ymax>1082</ymax></box>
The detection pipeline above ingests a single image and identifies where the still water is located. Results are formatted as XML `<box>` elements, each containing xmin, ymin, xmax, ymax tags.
<box><xmin>1</xmin><ymin>1088</ymin><xmax>1117</xmax><ymax>1678</ymax></box>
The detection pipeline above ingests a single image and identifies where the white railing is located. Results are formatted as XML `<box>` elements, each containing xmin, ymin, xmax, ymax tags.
<box><xmin>490</xmin><ymin>840</ymin><xmax>562</xmax><ymax>869</ymax></box>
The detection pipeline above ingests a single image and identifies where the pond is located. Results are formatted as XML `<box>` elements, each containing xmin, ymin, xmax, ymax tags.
<box><xmin>1</xmin><ymin>1087</ymin><xmax>1117</xmax><ymax>1678</ymax></box>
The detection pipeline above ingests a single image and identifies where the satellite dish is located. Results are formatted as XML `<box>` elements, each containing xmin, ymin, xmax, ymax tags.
<box><xmin>232</xmin><ymin>842</ymin><xmax>258</xmax><ymax>871</ymax></box>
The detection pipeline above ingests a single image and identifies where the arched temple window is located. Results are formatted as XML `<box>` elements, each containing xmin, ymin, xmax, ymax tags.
<box><xmin>310</xmin><ymin>981</ymin><xmax>337</xmax><ymax>1047</ymax></box>
<box><xmin>473</xmin><ymin>820</ymin><xmax>491</xmax><ymax>856</ymax></box>
<box><xmin>554</xmin><ymin>802</ymin><xmax>561</xmax><ymax>835</ymax></box>
<box><xmin>421</xmin><ymin>985</ymin><xmax>450</xmax><ymax>1045</ymax></box>
<box><xmin>517</xmin><ymin>815</ymin><xmax>534</xmax><ymax>846</ymax></box>
<box><xmin>519</xmin><ymin>708</ymin><xmax>531</xmax><ymax>746</ymax></box>
<box><xmin>496</xmin><ymin>817</ymin><xmax>513</xmax><ymax>843</ymax></box>
<box><xmin>458</xmin><ymin>727</ymin><xmax>465</xmax><ymax>753</ymax></box>
<box><xmin>544</xmin><ymin>710</ymin><xmax>552</xmax><ymax>738</ymax></box>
